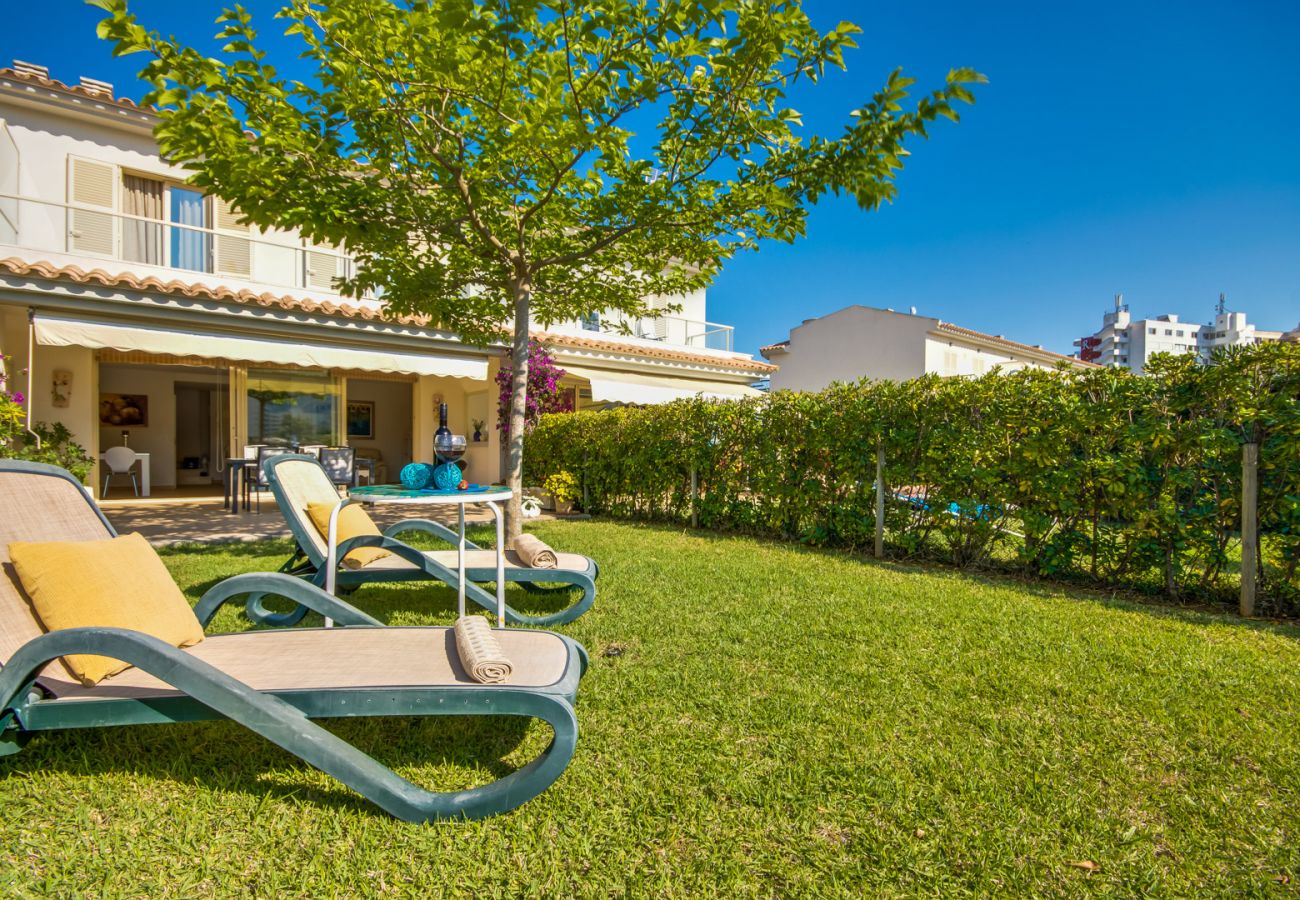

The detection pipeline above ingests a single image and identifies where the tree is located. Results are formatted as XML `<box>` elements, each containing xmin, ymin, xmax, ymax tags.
<box><xmin>96</xmin><ymin>0</ymin><xmax>983</xmax><ymax>542</ymax></box>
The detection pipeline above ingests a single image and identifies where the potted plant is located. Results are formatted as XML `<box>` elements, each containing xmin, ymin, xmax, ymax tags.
<box><xmin>543</xmin><ymin>471</ymin><xmax>580</xmax><ymax>515</ymax></box>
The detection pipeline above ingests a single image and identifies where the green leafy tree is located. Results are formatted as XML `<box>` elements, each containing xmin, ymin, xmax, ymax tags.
<box><xmin>96</xmin><ymin>0</ymin><xmax>983</xmax><ymax>539</ymax></box>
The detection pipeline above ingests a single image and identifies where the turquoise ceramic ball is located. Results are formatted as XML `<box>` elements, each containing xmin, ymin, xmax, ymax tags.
<box><xmin>399</xmin><ymin>462</ymin><xmax>433</xmax><ymax>490</ymax></box>
<box><xmin>432</xmin><ymin>461</ymin><xmax>462</xmax><ymax>491</ymax></box>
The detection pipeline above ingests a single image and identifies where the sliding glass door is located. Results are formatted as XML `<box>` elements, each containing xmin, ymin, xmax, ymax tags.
<box><xmin>246</xmin><ymin>369</ymin><xmax>340</xmax><ymax>448</ymax></box>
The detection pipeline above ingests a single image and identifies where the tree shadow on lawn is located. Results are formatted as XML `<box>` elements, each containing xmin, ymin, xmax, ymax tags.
<box><xmin>610</xmin><ymin>519</ymin><xmax>1300</xmax><ymax>642</ymax></box>
<box><xmin>1</xmin><ymin>713</ymin><xmax>537</xmax><ymax>817</ymax></box>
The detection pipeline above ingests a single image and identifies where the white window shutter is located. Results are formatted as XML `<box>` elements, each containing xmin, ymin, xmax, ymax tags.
<box><xmin>66</xmin><ymin>156</ymin><xmax>117</xmax><ymax>257</ymax></box>
<box><xmin>305</xmin><ymin>240</ymin><xmax>344</xmax><ymax>292</ymax></box>
<box><xmin>213</xmin><ymin>197</ymin><xmax>252</xmax><ymax>278</ymax></box>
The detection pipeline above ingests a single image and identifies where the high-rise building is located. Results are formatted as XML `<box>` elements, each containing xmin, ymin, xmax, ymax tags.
<box><xmin>1074</xmin><ymin>294</ymin><xmax>1280</xmax><ymax>373</ymax></box>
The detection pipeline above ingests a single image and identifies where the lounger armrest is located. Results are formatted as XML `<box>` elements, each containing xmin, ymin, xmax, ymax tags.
<box><xmin>194</xmin><ymin>573</ymin><xmax>382</xmax><ymax>628</ymax></box>
<box><xmin>383</xmin><ymin>518</ymin><xmax>482</xmax><ymax>550</ymax></box>
<box><xmin>335</xmin><ymin>534</ymin><xmax>438</xmax><ymax>569</ymax></box>
<box><xmin>0</xmin><ymin>627</ymin><xmax>236</xmax><ymax>715</ymax></box>
<box><xmin>337</xmin><ymin>535</ymin><xmax>505</xmax><ymax>612</ymax></box>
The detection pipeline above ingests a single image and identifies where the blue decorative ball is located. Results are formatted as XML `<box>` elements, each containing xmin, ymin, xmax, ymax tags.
<box><xmin>432</xmin><ymin>461</ymin><xmax>462</xmax><ymax>491</ymax></box>
<box><xmin>399</xmin><ymin>462</ymin><xmax>433</xmax><ymax>490</ymax></box>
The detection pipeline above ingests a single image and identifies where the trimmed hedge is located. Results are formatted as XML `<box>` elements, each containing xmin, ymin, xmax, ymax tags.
<box><xmin>526</xmin><ymin>343</ymin><xmax>1300</xmax><ymax>612</ymax></box>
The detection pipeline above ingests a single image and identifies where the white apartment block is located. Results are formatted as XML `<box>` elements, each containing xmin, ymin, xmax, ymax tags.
<box><xmin>1075</xmin><ymin>294</ymin><xmax>1285</xmax><ymax>373</ymax></box>
<box><xmin>759</xmin><ymin>305</ymin><xmax>1094</xmax><ymax>391</ymax></box>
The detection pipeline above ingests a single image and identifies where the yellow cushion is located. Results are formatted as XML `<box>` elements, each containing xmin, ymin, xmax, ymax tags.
<box><xmin>9</xmin><ymin>532</ymin><xmax>205</xmax><ymax>686</ymax></box>
<box><xmin>306</xmin><ymin>502</ymin><xmax>392</xmax><ymax>569</ymax></box>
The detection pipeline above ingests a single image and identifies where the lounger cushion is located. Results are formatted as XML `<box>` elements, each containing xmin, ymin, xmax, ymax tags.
<box><xmin>8</xmin><ymin>532</ymin><xmax>204</xmax><ymax>685</ymax></box>
<box><xmin>362</xmin><ymin>549</ymin><xmax>592</xmax><ymax>573</ymax></box>
<box><xmin>39</xmin><ymin>627</ymin><xmax>571</xmax><ymax>699</ymax></box>
<box><xmin>306</xmin><ymin>502</ymin><xmax>392</xmax><ymax>569</ymax></box>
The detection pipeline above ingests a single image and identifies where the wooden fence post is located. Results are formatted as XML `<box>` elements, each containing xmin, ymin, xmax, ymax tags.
<box><xmin>874</xmin><ymin>446</ymin><xmax>885</xmax><ymax>559</ymax></box>
<box><xmin>690</xmin><ymin>465</ymin><xmax>699</xmax><ymax>529</ymax></box>
<box><xmin>1241</xmin><ymin>442</ymin><xmax>1259</xmax><ymax>617</ymax></box>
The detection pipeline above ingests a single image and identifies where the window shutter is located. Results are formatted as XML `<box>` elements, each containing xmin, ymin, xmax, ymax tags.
<box><xmin>213</xmin><ymin>198</ymin><xmax>251</xmax><ymax>278</ymax></box>
<box><xmin>66</xmin><ymin>156</ymin><xmax>117</xmax><ymax>256</ymax></box>
<box><xmin>305</xmin><ymin>240</ymin><xmax>344</xmax><ymax>292</ymax></box>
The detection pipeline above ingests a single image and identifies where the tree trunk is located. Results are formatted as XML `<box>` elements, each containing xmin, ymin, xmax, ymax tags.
<box><xmin>505</xmin><ymin>280</ymin><xmax>531</xmax><ymax>546</ymax></box>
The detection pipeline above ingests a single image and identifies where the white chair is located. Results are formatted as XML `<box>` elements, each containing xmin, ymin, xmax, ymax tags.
<box><xmin>101</xmin><ymin>446</ymin><xmax>140</xmax><ymax>498</ymax></box>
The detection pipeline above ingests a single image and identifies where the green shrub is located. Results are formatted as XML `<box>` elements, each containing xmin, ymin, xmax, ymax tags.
<box><xmin>526</xmin><ymin>343</ymin><xmax>1300</xmax><ymax>612</ymax></box>
<box><xmin>8</xmin><ymin>422</ymin><xmax>96</xmax><ymax>484</ymax></box>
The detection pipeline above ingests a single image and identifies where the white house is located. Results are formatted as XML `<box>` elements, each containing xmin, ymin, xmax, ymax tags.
<box><xmin>758</xmin><ymin>305</ymin><xmax>1092</xmax><ymax>391</ymax></box>
<box><xmin>0</xmin><ymin>61</ymin><xmax>772</xmax><ymax>496</ymax></box>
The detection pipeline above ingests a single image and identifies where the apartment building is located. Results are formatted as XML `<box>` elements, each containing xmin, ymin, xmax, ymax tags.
<box><xmin>0</xmin><ymin>61</ymin><xmax>771</xmax><ymax>496</ymax></box>
<box><xmin>758</xmin><ymin>305</ymin><xmax>1093</xmax><ymax>391</ymax></box>
<box><xmin>1075</xmin><ymin>294</ymin><xmax>1282</xmax><ymax>373</ymax></box>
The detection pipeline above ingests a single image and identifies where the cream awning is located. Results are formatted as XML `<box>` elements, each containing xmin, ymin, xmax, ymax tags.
<box><xmin>562</xmin><ymin>364</ymin><xmax>763</xmax><ymax>404</ymax></box>
<box><xmin>34</xmin><ymin>316</ymin><xmax>487</xmax><ymax>380</ymax></box>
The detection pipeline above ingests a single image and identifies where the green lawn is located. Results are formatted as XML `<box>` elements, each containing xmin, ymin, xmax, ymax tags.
<box><xmin>2</xmin><ymin>521</ymin><xmax>1299</xmax><ymax>896</ymax></box>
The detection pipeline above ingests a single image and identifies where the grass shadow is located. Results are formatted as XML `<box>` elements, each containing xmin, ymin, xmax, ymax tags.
<box><xmin>1</xmin><ymin>713</ymin><xmax>538</xmax><ymax>817</ymax></box>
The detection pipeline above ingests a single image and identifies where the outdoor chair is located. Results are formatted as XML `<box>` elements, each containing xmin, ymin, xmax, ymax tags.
<box><xmin>265</xmin><ymin>455</ymin><xmax>597</xmax><ymax>627</ymax></box>
<box><xmin>248</xmin><ymin>446</ymin><xmax>295</xmax><ymax>513</ymax></box>
<box><xmin>0</xmin><ymin>459</ymin><xmax>586</xmax><ymax>821</ymax></box>
<box><xmin>100</xmin><ymin>446</ymin><xmax>140</xmax><ymax>498</ymax></box>
<box><xmin>319</xmin><ymin>446</ymin><xmax>356</xmax><ymax>488</ymax></box>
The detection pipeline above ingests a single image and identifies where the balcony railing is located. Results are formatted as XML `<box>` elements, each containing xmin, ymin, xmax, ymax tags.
<box><xmin>583</xmin><ymin>310</ymin><xmax>734</xmax><ymax>352</ymax></box>
<box><xmin>0</xmin><ymin>192</ymin><xmax>355</xmax><ymax>296</ymax></box>
<box><xmin>3</xmin><ymin>192</ymin><xmax>738</xmax><ymax>351</ymax></box>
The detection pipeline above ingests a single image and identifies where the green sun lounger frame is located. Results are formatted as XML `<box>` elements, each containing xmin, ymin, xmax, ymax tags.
<box><xmin>0</xmin><ymin>460</ymin><xmax>586</xmax><ymax>822</ymax></box>
<box><xmin>264</xmin><ymin>455</ymin><xmax>597</xmax><ymax>627</ymax></box>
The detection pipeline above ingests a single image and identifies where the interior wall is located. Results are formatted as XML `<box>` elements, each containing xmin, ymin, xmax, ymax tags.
<box><xmin>28</xmin><ymin>343</ymin><xmax>98</xmax><ymax>484</ymax></box>
<box><xmin>411</xmin><ymin>374</ymin><xmax>504</xmax><ymax>482</ymax></box>
<box><xmin>98</xmin><ymin>363</ymin><xmax>225</xmax><ymax>488</ymax></box>
<box><xmin>345</xmin><ymin>378</ymin><xmax>413</xmax><ymax>475</ymax></box>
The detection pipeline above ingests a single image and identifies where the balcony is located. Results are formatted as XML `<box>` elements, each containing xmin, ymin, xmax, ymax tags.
<box><xmin>1</xmin><ymin>191</ymin><xmax>739</xmax><ymax>353</ymax></box>
<box><xmin>577</xmin><ymin>310</ymin><xmax>735</xmax><ymax>352</ymax></box>
<box><xmin>0</xmin><ymin>192</ymin><xmax>356</xmax><ymax>297</ymax></box>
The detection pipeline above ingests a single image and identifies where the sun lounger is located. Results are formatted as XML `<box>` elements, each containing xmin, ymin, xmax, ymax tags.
<box><xmin>265</xmin><ymin>455</ymin><xmax>596</xmax><ymax>626</ymax></box>
<box><xmin>0</xmin><ymin>460</ymin><xmax>586</xmax><ymax>821</ymax></box>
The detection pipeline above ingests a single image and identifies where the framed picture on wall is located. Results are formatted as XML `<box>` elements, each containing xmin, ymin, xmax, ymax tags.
<box><xmin>346</xmin><ymin>401</ymin><xmax>375</xmax><ymax>439</ymax></box>
<box><xmin>99</xmin><ymin>393</ymin><xmax>149</xmax><ymax>427</ymax></box>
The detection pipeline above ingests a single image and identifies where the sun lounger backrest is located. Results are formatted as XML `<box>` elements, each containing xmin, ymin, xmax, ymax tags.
<box><xmin>265</xmin><ymin>455</ymin><xmax>342</xmax><ymax>563</ymax></box>
<box><xmin>0</xmin><ymin>461</ymin><xmax>117</xmax><ymax>665</ymax></box>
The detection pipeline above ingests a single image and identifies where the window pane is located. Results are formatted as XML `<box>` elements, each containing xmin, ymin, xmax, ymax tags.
<box><xmin>170</xmin><ymin>186</ymin><xmax>210</xmax><ymax>272</ymax></box>
<box><xmin>122</xmin><ymin>175</ymin><xmax>164</xmax><ymax>265</ymax></box>
<box><xmin>247</xmin><ymin>368</ymin><xmax>339</xmax><ymax>447</ymax></box>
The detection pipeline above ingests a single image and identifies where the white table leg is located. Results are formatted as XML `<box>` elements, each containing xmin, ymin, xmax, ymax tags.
<box><xmin>139</xmin><ymin>453</ymin><xmax>151</xmax><ymax>497</ymax></box>
<box><xmin>489</xmin><ymin>501</ymin><xmax>505</xmax><ymax>628</ymax></box>
<box><xmin>457</xmin><ymin>504</ymin><xmax>466</xmax><ymax>619</ymax></box>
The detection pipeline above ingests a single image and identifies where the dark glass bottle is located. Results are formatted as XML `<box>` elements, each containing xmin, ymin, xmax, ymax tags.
<box><xmin>434</xmin><ymin>402</ymin><xmax>451</xmax><ymax>462</ymax></box>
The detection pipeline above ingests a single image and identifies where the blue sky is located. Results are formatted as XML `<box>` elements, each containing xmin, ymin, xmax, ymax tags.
<box><xmin>3</xmin><ymin>1</ymin><xmax>1297</xmax><ymax>355</ymax></box>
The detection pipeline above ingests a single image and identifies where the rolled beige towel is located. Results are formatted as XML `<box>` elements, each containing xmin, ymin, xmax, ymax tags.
<box><xmin>454</xmin><ymin>615</ymin><xmax>513</xmax><ymax>684</ymax></box>
<box><xmin>513</xmin><ymin>532</ymin><xmax>558</xmax><ymax>569</ymax></box>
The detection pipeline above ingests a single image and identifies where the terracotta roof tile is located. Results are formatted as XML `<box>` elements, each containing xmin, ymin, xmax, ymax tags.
<box><xmin>933</xmin><ymin>321</ymin><xmax>1099</xmax><ymax>368</ymax></box>
<box><xmin>0</xmin><ymin>65</ymin><xmax>154</xmax><ymax>116</ymax></box>
<box><xmin>0</xmin><ymin>257</ymin><xmax>424</xmax><ymax>324</ymax></box>
<box><xmin>534</xmin><ymin>330</ymin><xmax>776</xmax><ymax>374</ymax></box>
<box><xmin>758</xmin><ymin>340</ymin><xmax>789</xmax><ymax>355</ymax></box>
<box><xmin>0</xmin><ymin>257</ymin><xmax>774</xmax><ymax>374</ymax></box>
